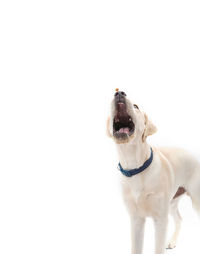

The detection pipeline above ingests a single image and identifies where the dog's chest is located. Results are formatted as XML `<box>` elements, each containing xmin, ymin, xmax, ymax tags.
<box><xmin>127</xmin><ymin>177</ymin><xmax>144</xmax><ymax>201</ymax></box>
<box><xmin>121</xmin><ymin>176</ymin><xmax>162</xmax><ymax>217</ymax></box>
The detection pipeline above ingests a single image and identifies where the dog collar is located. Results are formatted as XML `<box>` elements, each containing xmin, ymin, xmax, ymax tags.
<box><xmin>118</xmin><ymin>147</ymin><xmax>153</xmax><ymax>177</ymax></box>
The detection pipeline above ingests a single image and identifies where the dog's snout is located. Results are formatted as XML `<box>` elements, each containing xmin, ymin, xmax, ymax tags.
<box><xmin>114</xmin><ymin>91</ymin><xmax>127</xmax><ymax>104</ymax></box>
<box><xmin>114</xmin><ymin>91</ymin><xmax>126</xmax><ymax>97</ymax></box>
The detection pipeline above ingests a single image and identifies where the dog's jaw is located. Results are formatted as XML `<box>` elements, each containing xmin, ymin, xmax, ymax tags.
<box><xmin>110</xmin><ymin>98</ymin><xmax>136</xmax><ymax>144</ymax></box>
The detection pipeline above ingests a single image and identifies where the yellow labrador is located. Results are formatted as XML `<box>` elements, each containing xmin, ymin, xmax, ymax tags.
<box><xmin>107</xmin><ymin>90</ymin><xmax>200</xmax><ymax>254</ymax></box>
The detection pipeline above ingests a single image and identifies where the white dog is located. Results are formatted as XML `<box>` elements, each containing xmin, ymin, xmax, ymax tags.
<box><xmin>107</xmin><ymin>90</ymin><xmax>200</xmax><ymax>254</ymax></box>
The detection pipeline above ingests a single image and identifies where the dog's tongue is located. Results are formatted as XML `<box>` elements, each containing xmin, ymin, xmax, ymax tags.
<box><xmin>119</xmin><ymin>127</ymin><xmax>129</xmax><ymax>134</ymax></box>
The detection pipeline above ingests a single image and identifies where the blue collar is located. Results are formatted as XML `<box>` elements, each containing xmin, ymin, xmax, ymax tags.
<box><xmin>118</xmin><ymin>147</ymin><xmax>153</xmax><ymax>177</ymax></box>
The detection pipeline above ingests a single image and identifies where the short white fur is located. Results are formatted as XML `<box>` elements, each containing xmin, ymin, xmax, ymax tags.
<box><xmin>107</xmin><ymin>95</ymin><xmax>200</xmax><ymax>254</ymax></box>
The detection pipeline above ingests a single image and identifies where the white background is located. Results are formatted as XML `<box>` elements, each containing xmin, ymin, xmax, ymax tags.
<box><xmin>0</xmin><ymin>0</ymin><xmax>200</xmax><ymax>253</ymax></box>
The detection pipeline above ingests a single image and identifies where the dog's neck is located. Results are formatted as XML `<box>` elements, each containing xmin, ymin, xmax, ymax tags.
<box><xmin>116</xmin><ymin>140</ymin><xmax>151</xmax><ymax>170</ymax></box>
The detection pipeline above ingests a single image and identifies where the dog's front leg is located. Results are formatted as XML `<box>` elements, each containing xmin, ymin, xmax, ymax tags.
<box><xmin>130</xmin><ymin>216</ymin><xmax>145</xmax><ymax>254</ymax></box>
<box><xmin>122</xmin><ymin>186</ymin><xmax>145</xmax><ymax>254</ymax></box>
<box><xmin>153</xmin><ymin>216</ymin><xmax>168</xmax><ymax>254</ymax></box>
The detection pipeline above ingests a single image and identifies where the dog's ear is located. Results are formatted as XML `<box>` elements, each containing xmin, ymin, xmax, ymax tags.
<box><xmin>142</xmin><ymin>113</ymin><xmax>157</xmax><ymax>141</ymax></box>
<box><xmin>106</xmin><ymin>117</ymin><xmax>112</xmax><ymax>137</ymax></box>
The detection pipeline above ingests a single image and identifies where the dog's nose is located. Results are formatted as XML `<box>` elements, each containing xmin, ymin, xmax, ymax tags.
<box><xmin>114</xmin><ymin>91</ymin><xmax>127</xmax><ymax>104</ymax></box>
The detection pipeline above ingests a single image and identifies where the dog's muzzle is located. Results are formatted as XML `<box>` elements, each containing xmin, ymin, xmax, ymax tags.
<box><xmin>113</xmin><ymin>91</ymin><xmax>135</xmax><ymax>139</ymax></box>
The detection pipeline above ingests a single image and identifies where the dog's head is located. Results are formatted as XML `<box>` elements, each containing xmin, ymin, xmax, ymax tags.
<box><xmin>107</xmin><ymin>90</ymin><xmax>157</xmax><ymax>144</ymax></box>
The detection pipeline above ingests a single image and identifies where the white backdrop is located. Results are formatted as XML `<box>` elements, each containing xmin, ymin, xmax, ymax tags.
<box><xmin>0</xmin><ymin>0</ymin><xmax>200</xmax><ymax>253</ymax></box>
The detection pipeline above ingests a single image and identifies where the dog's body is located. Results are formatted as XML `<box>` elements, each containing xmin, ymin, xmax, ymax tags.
<box><xmin>107</xmin><ymin>91</ymin><xmax>200</xmax><ymax>254</ymax></box>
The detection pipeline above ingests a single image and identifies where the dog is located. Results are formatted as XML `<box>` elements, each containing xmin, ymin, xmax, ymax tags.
<box><xmin>107</xmin><ymin>90</ymin><xmax>200</xmax><ymax>254</ymax></box>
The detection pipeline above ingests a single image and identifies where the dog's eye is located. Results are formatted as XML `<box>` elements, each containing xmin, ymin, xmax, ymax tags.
<box><xmin>133</xmin><ymin>104</ymin><xmax>139</xmax><ymax>109</ymax></box>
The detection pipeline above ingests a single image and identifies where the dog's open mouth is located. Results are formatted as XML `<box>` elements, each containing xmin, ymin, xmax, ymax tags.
<box><xmin>113</xmin><ymin>102</ymin><xmax>135</xmax><ymax>138</ymax></box>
